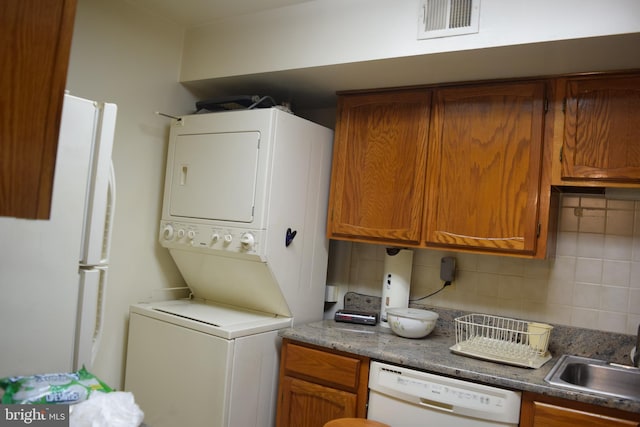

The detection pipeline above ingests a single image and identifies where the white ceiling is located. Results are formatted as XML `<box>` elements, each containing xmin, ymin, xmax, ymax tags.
<box><xmin>127</xmin><ymin>0</ymin><xmax>315</xmax><ymax>27</ymax></box>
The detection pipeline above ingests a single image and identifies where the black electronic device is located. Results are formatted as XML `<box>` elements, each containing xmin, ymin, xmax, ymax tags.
<box><xmin>195</xmin><ymin>95</ymin><xmax>276</xmax><ymax>112</ymax></box>
<box><xmin>334</xmin><ymin>310</ymin><xmax>379</xmax><ymax>325</ymax></box>
<box><xmin>440</xmin><ymin>256</ymin><xmax>456</xmax><ymax>282</ymax></box>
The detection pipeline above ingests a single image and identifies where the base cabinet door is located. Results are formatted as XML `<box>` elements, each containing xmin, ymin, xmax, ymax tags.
<box><xmin>276</xmin><ymin>339</ymin><xmax>369</xmax><ymax>427</ymax></box>
<box><xmin>277</xmin><ymin>376</ymin><xmax>357</xmax><ymax>427</ymax></box>
<box><xmin>520</xmin><ymin>392</ymin><xmax>640</xmax><ymax>427</ymax></box>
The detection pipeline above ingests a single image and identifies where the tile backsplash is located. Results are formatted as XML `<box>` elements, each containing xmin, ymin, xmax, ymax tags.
<box><xmin>326</xmin><ymin>193</ymin><xmax>640</xmax><ymax>335</ymax></box>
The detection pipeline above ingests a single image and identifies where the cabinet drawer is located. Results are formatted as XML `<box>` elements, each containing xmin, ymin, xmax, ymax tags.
<box><xmin>531</xmin><ymin>402</ymin><xmax>638</xmax><ymax>427</ymax></box>
<box><xmin>521</xmin><ymin>391</ymin><xmax>640</xmax><ymax>427</ymax></box>
<box><xmin>283</xmin><ymin>343</ymin><xmax>362</xmax><ymax>391</ymax></box>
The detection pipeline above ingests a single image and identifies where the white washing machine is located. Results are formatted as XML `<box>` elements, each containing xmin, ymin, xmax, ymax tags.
<box><xmin>124</xmin><ymin>107</ymin><xmax>334</xmax><ymax>427</ymax></box>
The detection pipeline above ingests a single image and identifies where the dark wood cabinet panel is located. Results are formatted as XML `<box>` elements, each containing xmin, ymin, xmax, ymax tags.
<box><xmin>0</xmin><ymin>0</ymin><xmax>77</xmax><ymax>219</ymax></box>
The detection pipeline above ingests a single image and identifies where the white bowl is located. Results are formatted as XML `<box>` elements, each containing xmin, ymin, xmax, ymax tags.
<box><xmin>386</xmin><ymin>308</ymin><xmax>439</xmax><ymax>338</ymax></box>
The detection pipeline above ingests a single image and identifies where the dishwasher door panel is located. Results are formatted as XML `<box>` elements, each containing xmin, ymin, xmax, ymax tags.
<box><xmin>366</xmin><ymin>361</ymin><xmax>520</xmax><ymax>427</ymax></box>
<box><xmin>368</xmin><ymin>390</ymin><xmax>518</xmax><ymax>427</ymax></box>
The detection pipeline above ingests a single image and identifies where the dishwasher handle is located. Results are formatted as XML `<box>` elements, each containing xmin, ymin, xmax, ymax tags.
<box><xmin>420</xmin><ymin>397</ymin><xmax>454</xmax><ymax>412</ymax></box>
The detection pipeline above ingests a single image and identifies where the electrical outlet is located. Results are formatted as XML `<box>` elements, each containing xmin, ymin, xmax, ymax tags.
<box><xmin>440</xmin><ymin>256</ymin><xmax>456</xmax><ymax>282</ymax></box>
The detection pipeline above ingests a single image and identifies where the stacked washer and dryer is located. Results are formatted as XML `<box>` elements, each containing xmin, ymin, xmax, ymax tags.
<box><xmin>124</xmin><ymin>107</ymin><xmax>333</xmax><ymax>427</ymax></box>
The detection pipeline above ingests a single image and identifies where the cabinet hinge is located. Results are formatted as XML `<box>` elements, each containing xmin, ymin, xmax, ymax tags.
<box><xmin>537</xmin><ymin>223</ymin><xmax>542</xmax><ymax>237</ymax></box>
<box><xmin>544</xmin><ymin>98</ymin><xmax>549</xmax><ymax>113</ymax></box>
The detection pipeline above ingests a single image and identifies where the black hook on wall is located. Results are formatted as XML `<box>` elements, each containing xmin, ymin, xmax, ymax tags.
<box><xmin>285</xmin><ymin>228</ymin><xmax>297</xmax><ymax>247</ymax></box>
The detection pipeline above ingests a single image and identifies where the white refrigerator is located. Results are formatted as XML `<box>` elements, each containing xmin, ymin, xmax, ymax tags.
<box><xmin>0</xmin><ymin>94</ymin><xmax>117</xmax><ymax>378</ymax></box>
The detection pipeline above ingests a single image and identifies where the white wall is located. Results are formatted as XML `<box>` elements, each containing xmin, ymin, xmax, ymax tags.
<box><xmin>66</xmin><ymin>0</ymin><xmax>196</xmax><ymax>388</ymax></box>
<box><xmin>329</xmin><ymin>194</ymin><xmax>640</xmax><ymax>336</ymax></box>
<box><xmin>181</xmin><ymin>0</ymin><xmax>640</xmax><ymax>81</ymax></box>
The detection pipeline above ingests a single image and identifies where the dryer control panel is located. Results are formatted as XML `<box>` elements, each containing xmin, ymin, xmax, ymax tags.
<box><xmin>159</xmin><ymin>220</ymin><xmax>266</xmax><ymax>259</ymax></box>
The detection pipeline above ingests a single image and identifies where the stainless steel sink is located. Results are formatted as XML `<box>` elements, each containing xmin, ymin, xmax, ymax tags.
<box><xmin>545</xmin><ymin>355</ymin><xmax>640</xmax><ymax>400</ymax></box>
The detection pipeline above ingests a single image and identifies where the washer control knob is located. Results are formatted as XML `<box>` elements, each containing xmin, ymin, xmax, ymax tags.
<box><xmin>187</xmin><ymin>230</ymin><xmax>196</xmax><ymax>240</ymax></box>
<box><xmin>177</xmin><ymin>228</ymin><xmax>186</xmax><ymax>239</ymax></box>
<box><xmin>240</xmin><ymin>232</ymin><xmax>255</xmax><ymax>249</ymax></box>
<box><xmin>224</xmin><ymin>234</ymin><xmax>233</xmax><ymax>244</ymax></box>
<box><xmin>162</xmin><ymin>224</ymin><xmax>175</xmax><ymax>240</ymax></box>
<box><xmin>211</xmin><ymin>233</ymin><xmax>220</xmax><ymax>244</ymax></box>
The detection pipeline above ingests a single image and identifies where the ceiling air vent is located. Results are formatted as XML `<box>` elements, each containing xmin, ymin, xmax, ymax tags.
<box><xmin>418</xmin><ymin>0</ymin><xmax>480</xmax><ymax>40</ymax></box>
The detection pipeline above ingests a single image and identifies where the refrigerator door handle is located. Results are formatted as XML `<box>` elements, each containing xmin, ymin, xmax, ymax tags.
<box><xmin>81</xmin><ymin>102</ymin><xmax>117</xmax><ymax>266</ymax></box>
<box><xmin>74</xmin><ymin>267</ymin><xmax>108</xmax><ymax>371</ymax></box>
<box><xmin>103</xmin><ymin>161</ymin><xmax>116</xmax><ymax>262</ymax></box>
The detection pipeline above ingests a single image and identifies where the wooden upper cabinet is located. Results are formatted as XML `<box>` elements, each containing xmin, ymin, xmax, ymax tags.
<box><xmin>327</xmin><ymin>90</ymin><xmax>431</xmax><ymax>245</ymax></box>
<box><xmin>425</xmin><ymin>81</ymin><xmax>547</xmax><ymax>256</ymax></box>
<box><xmin>0</xmin><ymin>0</ymin><xmax>78</xmax><ymax>219</ymax></box>
<box><xmin>561</xmin><ymin>73</ymin><xmax>640</xmax><ymax>182</ymax></box>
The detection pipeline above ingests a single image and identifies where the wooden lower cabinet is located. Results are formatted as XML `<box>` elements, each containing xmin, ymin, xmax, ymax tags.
<box><xmin>278</xmin><ymin>377</ymin><xmax>358</xmax><ymax>426</ymax></box>
<box><xmin>520</xmin><ymin>391</ymin><xmax>640</xmax><ymax>427</ymax></box>
<box><xmin>276</xmin><ymin>339</ymin><xmax>370</xmax><ymax>427</ymax></box>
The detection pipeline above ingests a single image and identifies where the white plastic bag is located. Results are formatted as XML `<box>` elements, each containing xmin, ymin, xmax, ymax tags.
<box><xmin>70</xmin><ymin>391</ymin><xmax>144</xmax><ymax>427</ymax></box>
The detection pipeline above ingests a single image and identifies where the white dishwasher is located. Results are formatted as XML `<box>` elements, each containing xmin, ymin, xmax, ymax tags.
<box><xmin>367</xmin><ymin>361</ymin><xmax>521</xmax><ymax>427</ymax></box>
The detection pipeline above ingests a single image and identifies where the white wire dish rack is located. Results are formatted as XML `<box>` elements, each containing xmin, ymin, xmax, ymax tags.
<box><xmin>450</xmin><ymin>314</ymin><xmax>553</xmax><ymax>369</ymax></box>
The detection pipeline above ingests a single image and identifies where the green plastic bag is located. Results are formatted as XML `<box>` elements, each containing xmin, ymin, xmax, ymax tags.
<box><xmin>0</xmin><ymin>367</ymin><xmax>112</xmax><ymax>404</ymax></box>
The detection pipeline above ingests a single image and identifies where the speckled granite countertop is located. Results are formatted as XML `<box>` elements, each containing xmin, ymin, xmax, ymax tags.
<box><xmin>279</xmin><ymin>294</ymin><xmax>640</xmax><ymax>414</ymax></box>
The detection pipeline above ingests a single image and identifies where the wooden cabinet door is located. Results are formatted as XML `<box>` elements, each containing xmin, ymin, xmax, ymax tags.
<box><xmin>520</xmin><ymin>392</ymin><xmax>640</xmax><ymax>427</ymax></box>
<box><xmin>277</xmin><ymin>376</ymin><xmax>357</xmax><ymax>427</ymax></box>
<box><xmin>425</xmin><ymin>81</ymin><xmax>546</xmax><ymax>256</ymax></box>
<box><xmin>561</xmin><ymin>74</ymin><xmax>640</xmax><ymax>182</ymax></box>
<box><xmin>276</xmin><ymin>339</ymin><xmax>369</xmax><ymax>427</ymax></box>
<box><xmin>327</xmin><ymin>90</ymin><xmax>431</xmax><ymax>245</ymax></box>
<box><xmin>0</xmin><ymin>0</ymin><xmax>77</xmax><ymax>219</ymax></box>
